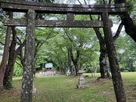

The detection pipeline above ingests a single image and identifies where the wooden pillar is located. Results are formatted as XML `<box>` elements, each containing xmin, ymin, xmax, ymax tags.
<box><xmin>102</xmin><ymin>11</ymin><xmax>126</xmax><ymax>102</ymax></box>
<box><xmin>21</xmin><ymin>9</ymin><xmax>35</xmax><ymax>102</ymax></box>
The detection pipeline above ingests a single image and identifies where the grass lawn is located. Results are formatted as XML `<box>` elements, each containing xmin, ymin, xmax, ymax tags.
<box><xmin>0</xmin><ymin>72</ymin><xmax>136</xmax><ymax>102</ymax></box>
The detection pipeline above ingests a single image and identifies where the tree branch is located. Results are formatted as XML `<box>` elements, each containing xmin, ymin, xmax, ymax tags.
<box><xmin>63</xmin><ymin>28</ymin><xmax>73</xmax><ymax>42</ymax></box>
<box><xmin>15</xmin><ymin>60</ymin><xmax>23</xmax><ymax>68</ymax></box>
<box><xmin>0</xmin><ymin>42</ymin><xmax>4</xmax><ymax>45</ymax></box>
<box><xmin>113</xmin><ymin>22</ymin><xmax>123</xmax><ymax>41</ymax></box>
<box><xmin>15</xmin><ymin>40</ymin><xmax>25</xmax><ymax>57</ymax></box>
<box><xmin>77</xmin><ymin>0</ymin><xmax>82</xmax><ymax>4</ymax></box>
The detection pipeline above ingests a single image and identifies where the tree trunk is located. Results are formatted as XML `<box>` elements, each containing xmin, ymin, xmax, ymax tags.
<box><xmin>99</xmin><ymin>45</ymin><xmax>110</xmax><ymax>78</ymax></box>
<box><xmin>73</xmin><ymin>62</ymin><xmax>79</xmax><ymax>76</ymax></box>
<box><xmin>93</xmin><ymin>27</ymin><xmax>110</xmax><ymax>78</ymax></box>
<box><xmin>3</xmin><ymin>26</ymin><xmax>17</xmax><ymax>89</ymax></box>
<box><xmin>0</xmin><ymin>26</ymin><xmax>11</xmax><ymax>92</ymax></box>
<box><xmin>69</xmin><ymin>47</ymin><xmax>80</xmax><ymax>76</ymax></box>
<box><xmin>3</xmin><ymin>11</ymin><xmax>25</xmax><ymax>90</ymax></box>
<box><xmin>67</xmin><ymin>47</ymin><xmax>72</xmax><ymax>75</ymax></box>
<box><xmin>21</xmin><ymin>9</ymin><xmax>35</xmax><ymax>102</ymax></box>
<box><xmin>4</xmin><ymin>40</ymin><xmax>25</xmax><ymax>89</ymax></box>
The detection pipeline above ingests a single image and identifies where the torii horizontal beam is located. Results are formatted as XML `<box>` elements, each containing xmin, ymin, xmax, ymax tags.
<box><xmin>4</xmin><ymin>19</ymin><xmax>112</xmax><ymax>28</ymax></box>
<box><xmin>0</xmin><ymin>0</ymin><xmax>128</xmax><ymax>14</ymax></box>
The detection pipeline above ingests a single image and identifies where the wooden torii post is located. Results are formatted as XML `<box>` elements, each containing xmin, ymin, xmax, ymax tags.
<box><xmin>0</xmin><ymin>0</ymin><xmax>128</xmax><ymax>102</ymax></box>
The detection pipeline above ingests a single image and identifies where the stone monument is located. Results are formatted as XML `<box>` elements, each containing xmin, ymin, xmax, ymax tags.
<box><xmin>77</xmin><ymin>70</ymin><xmax>87</xmax><ymax>88</ymax></box>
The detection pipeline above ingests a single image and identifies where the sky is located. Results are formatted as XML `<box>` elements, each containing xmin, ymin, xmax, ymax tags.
<box><xmin>112</xmin><ymin>24</ymin><xmax>124</xmax><ymax>34</ymax></box>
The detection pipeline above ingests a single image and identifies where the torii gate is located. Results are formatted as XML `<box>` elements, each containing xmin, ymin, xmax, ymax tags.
<box><xmin>0</xmin><ymin>0</ymin><xmax>128</xmax><ymax>102</ymax></box>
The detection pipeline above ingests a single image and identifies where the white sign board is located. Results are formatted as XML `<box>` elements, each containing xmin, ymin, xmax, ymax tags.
<box><xmin>45</xmin><ymin>63</ymin><xmax>53</xmax><ymax>68</ymax></box>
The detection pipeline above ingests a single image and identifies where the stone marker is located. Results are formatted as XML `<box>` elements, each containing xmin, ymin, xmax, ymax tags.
<box><xmin>77</xmin><ymin>70</ymin><xmax>87</xmax><ymax>88</ymax></box>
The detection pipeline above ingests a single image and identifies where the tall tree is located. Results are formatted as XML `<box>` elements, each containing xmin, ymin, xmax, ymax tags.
<box><xmin>0</xmin><ymin>12</ymin><xmax>12</xmax><ymax>92</ymax></box>
<box><xmin>0</xmin><ymin>27</ymin><xmax>11</xmax><ymax>91</ymax></box>
<box><xmin>91</xmin><ymin>0</ymin><xmax>123</xmax><ymax>78</ymax></box>
<box><xmin>3</xmin><ymin>28</ymin><xmax>25</xmax><ymax>89</ymax></box>
<box><xmin>63</xmin><ymin>28</ymin><xmax>96</xmax><ymax>75</ymax></box>
<box><xmin>3</xmin><ymin>26</ymin><xmax>17</xmax><ymax>89</ymax></box>
<box><xmin>95</xmin><ymin>28</ymin><xmax>110</xmax><ymax>78</ymax></box>
<box><xmin>77</xmin><ymin>0</ymin><xmax>111</xmax><ymax>78</ymax></box>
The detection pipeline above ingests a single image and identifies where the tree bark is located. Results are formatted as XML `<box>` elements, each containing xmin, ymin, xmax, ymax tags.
<box><xmin>93</xmin><ymin>27</ymin><xmax>110</xmax><ymax>78</ymax></box>
<box><xmin>69</xmin><ymin>47</ymin><xmax>80</xmax><ymax>75</ymax></box>
<box><xmin>99</xmin><ymin>44</ymin><xmax>110</xmax><ymax>78</ymax></box>
<box><xmin>0</xmin><ymin>12</ymin><xmax>12</xmax><ymax>91</ymax></box>
<box><xmin>102</xmin><ymin>11</ymin><xmax>126</xmax><ymax>102</ymax></box>
<box><xmin>97</xmin><ymin>20</ymin><xmax>123</xmax><ymax>79</ymax></box>
<box><xmin>67</xmin><ymin>47</ymin><xmax>72</xmax><ymax>75</ymax></box>
<box><xmin>0</xmin><ymin>26</ymin><xmax>11</xmax><ymax>92</ymax></box>
<box><xmin>3</xmin><ymin>26</ymin><xmax>17</xmax><ymax>89</ymax></box>
<box><xmin>3</xmin><ymin>11</ymin><xmax>25</xmax><ymax>90</ymax></box>
<box><xmin>3</xmin><ymin>28</ymin><xmax>25</xmax><ymax>90</ymax></box>
<box><xmin>21</xmin><ymin>9</ymin><xmax>35</xmax><ymax>102</ymax></box>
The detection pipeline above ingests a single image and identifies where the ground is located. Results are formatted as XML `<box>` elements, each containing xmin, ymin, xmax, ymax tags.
<box><xmin>0</xmin><ymin>72</ymin><xmax>136</xmax><ymax>102</ymax></box>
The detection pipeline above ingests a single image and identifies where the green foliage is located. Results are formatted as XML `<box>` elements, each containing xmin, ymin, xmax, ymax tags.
<box><xmin>34</xmin><ymin>28</ymin><xmax>59</xmax><ymax>68</ymax></box>
<box><xmin>84</xmin><ymin>68</ymin><xmax>92</xmax><ymax>73</ymax></box>
<box><xmin>126</xmin><ymin>0</ymin><xmax>136</xmax><ymax>24</ymax></box>
<box><xmin>75</xmin><ymin>15</ymin><xmax>90</xmax><ymax>20</ymax></box>
<box><xmin>34</xmin><ymin>26</ymin><xmax>100</xmax><ymax>73</ymax></box>
<box><xmin>116</xmin><ymin>34</ymin><xmax>136</xmax><ymax>72</ymax></box>
<box><xmin>13</xmin><ymin>62</ymin><xmax>23</xmax><ymax>77</ymax></box>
